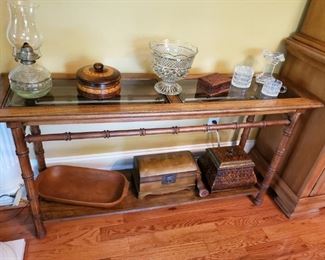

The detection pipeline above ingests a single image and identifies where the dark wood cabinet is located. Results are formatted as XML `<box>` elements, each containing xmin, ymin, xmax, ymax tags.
<box><xmin>253</xmin><ymin>0</ymin><xmax>325</xmax><ymax>217</ymax></box>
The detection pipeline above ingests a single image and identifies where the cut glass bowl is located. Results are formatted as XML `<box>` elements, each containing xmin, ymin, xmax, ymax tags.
<box><xmin>150</xmin><ymin>40</ymin><xmax>198</xmax><ymax>95</ymax></box>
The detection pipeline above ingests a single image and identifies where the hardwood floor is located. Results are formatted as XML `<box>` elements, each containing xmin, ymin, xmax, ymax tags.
<box><xmin>1</xmin><ymin>196</ymin><xmax>325</xmax><ymax>259</ymax></box>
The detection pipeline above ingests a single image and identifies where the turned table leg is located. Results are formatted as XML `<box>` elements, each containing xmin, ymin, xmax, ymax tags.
<box><xmin>30</xmin><ymin>125</ymin><xmax>46</xmax><ymax>171</ymax></box>
<box><xmin>254</xmin><ymin>112</ymin><xmax>302</xmax><ymax>205</ymax></box>
<box><xmin>8</xmin><ymin>123</ymin><xmax>46</xmax><ymax>238</ymax></box>
<box><xmin>239</xmin><ymin>115</ymin><xmax>255</xmax><ymax>149</ymax></box>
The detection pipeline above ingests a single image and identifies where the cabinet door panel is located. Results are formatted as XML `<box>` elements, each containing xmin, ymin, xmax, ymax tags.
<box><xmin>309</xmin><ymin>146</ymin><xmax>325</xmax><ymax>196</ymax></box>
<box><xmin>300</xmin><ymin>0</ymin><xmax>325</xmax><ymax>42</ymax></box>
<box><xmin>311</xmin><ymin>168</ymin><xmax>325</xmax><ymax>196</ymax></box>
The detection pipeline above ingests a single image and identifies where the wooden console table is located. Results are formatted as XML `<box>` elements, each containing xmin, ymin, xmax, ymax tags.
<box><xmin>0</xmin><ymin>73</ymin><xmax>322</xmax><ymax>239</ymax></box>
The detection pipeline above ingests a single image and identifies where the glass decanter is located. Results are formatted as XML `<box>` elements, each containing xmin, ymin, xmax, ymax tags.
<box><xmin>7</xmin><ymin>0</ymin><xmax>52</xmax><ymax>99</ymax></box>
<box><xmin>255</xmin><ymin>50</ymin><xmax>285</xmax><ymax>84</ymax></box>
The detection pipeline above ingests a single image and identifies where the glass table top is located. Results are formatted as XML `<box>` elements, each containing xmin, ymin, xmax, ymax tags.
<box><xmin>6</xmin><ymin>77</ymin><xmax>296</xmax><ymax>107</ymax></box>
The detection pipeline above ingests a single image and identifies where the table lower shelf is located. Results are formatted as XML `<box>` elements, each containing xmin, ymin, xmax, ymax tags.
<box><xmin>41</xmin><ymin>185</ymin><xmax>258</xmax><ymax>222</ymax></box>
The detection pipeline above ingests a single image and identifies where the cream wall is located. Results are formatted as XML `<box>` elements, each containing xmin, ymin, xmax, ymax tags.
<box><xmin>1</xmin><ymin>0</ymin><xmax>307</xmax><ymax>73</ymax></box>
<box><xmin>0</xmin><ymin>0</ymin><xmax>307</xmax><ymax>161</ymax></box>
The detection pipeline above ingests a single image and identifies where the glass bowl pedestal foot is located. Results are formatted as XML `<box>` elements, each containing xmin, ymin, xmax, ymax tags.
<box><xmin>154</xmin><ymin>81</ymin><xmax>182</xmax><ymax>96</ymax></box>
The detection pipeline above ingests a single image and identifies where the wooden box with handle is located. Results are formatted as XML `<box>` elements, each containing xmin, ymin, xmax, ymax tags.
<box><xmin>133</xmin><ymin>151</ymin><xmax>208</xmax><ymax>199</ymax></box>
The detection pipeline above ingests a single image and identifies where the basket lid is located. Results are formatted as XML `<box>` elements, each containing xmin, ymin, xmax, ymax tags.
<box><xmin>207</xmin><ymin>146</ymin><xmax>255</xmax><ymax>169</ymax></box>
<box><xmin>76</xmin><ymin>62</ymin><xmax>121</xmax><ymax>87</ymax></box>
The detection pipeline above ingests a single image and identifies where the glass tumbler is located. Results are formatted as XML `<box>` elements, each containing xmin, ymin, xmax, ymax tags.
<box><xmin>231</xmin><ymin>65</ymin><xmax>254</xmax><ymax>89</ymax></box>
<box><xmin>228</xmin><ymin>65</ymin><xmax>254</xmax><ymax>98</ymax></box>
<box><xmin>261</xmin><ymin>78</ymin><xmax>287</xmax><ymax>98</ymax></box>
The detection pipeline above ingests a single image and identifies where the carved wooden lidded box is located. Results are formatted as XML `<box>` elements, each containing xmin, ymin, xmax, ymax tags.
<box><xmin>76</xmin><ymin>62</ymin><xmax>121</xmax><ymax>99</ymax></box>
<box><xmin>198</xmin><ymin>146</ymin><xmax>257</xmax><ymax>192</ymax></box>
<box><xmin>196</xmin><ymin>73</ymin><xmax>231</xmax><ymax>97</ymax></box>
<box><xmin>133</xmin><ymin>151</ymin><xmax>198</xmax><ymax>199</ymax></box>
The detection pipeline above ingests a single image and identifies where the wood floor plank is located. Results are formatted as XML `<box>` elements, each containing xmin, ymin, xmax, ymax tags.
<box><xmin>127</xmin><ymin>222</ymin><xmax>218</xmax><ymax>253</ymax></box>
<box><xmin>243</xmin><ymin>238</ymin><xmax>310</xmax><ymax>259</ymax></box>
<box><xmin>299</xmin><ymin>231</ymin><xmax>325</xmax><ymax>259</ymax></box>
<box><xmin>205</xmin><ymin>229</ymin><xmax>269</xmax><ymax>254</ymax></box>
<box><xmin>273</xmin><ymin>250</ymin><xmax>325</xmax><ymax>260</ymax></box>
<box><xmin>100</xmin><ymin>199</ymin><xmax>283</xmax><ymax>241</ymax></box>
<box><xmin>100</xmin><ymin>207</ymin><xmax>229</xmax><ymax>241</ymax></box>
<box><xmin>208</xmin><ymin>248</ymin><xmax>248</xmax><ymax>260</ymax></box>
<box><xmin>212</xmin><ymin>212</ymin><xmax>286</xmax><ymax>235</ymax></box>
<box><xmin>112</xmin><ymin>241</ymin><xmax>209</xmax><ymax>260</ymax></box>
<box><xmin>45</xmin><ymin>213</ymin><xmax>125</xmax><ymax>233</ymax></box>
<box><xmin>1</xmin><ymin>196</ymin><xmax>325</xmax><ymax>259</ymax></box>
<box><xmin>262</xmin><ymin>213</ymin><xmax>325</xmax><ymax>241</ymax></box>
<box><xmin>187</xmin><ymin>257</ymin><xmax>212</xmax><ymax>260</ymax></box>
<box><xmin>26</xmin><ymin>230</ymin><xmax>129</xmax><ymax>260</ymax></box>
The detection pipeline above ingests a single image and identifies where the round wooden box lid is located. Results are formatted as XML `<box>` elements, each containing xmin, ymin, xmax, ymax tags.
<box><xmin>76</xmin><ymin>62</ymin><xmax>121</xmax><ymax>88</ymax></box>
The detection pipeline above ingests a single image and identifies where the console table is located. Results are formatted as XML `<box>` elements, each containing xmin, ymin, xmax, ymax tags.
<box><xmin>0</xmin><ymin>73</ymin><xmax>322</xmax><ymax>239</ymax></box>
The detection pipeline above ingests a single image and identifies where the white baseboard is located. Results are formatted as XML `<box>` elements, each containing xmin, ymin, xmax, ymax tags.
<box><xmin>45</xmin><ymin>140</ymin><xmax>255</xmax><ymax>171</ymax></box>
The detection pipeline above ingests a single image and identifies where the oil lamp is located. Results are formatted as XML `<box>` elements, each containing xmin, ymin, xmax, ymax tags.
<box><xmin>7</xmin><ymin>0</ymin><xmax>52</xmax><ymax>99</ymax></box>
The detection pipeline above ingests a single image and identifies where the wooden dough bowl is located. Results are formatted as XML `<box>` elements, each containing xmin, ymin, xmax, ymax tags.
<box><xmin>36</xmin><ymin>165</ymin><xmax>129</xmax><ymax>208</ymax></box>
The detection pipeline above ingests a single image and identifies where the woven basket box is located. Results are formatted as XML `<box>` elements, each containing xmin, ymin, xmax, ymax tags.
<box><xmin>198</xmin><ymin>146</ymin><xmax>257</xmax><ymax>192</ymax></box>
